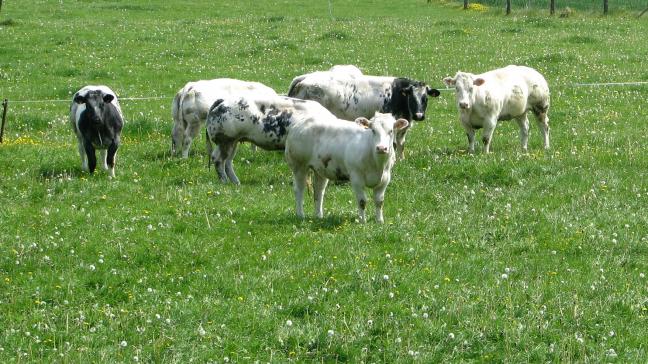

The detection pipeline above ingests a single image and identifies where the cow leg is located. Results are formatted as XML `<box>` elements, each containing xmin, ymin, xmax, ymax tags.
<box><xmin>516</xmin><ymin>114</ymin><xmax>530</xmax><ymax>152</ymax></box>
<box><xmin>214</xmin><ymin>143</ymin><xmax>232</xmax><ymax>183</ymax></box>
<box><xmin>482</xmin><ymin>120</ymin><xmax>497</xmax><ymax>154</ymax></box>
<box><xmin>106</xmin><ymin>142</ymin><xmax>119</xmax><ymax>178</ymax></box>
<box><xmin>394</xmin><ymin>127</ymin><xmax>409</xmax><ymax>160</ymax></box>
<box><xmin>100</xmin><ymin>149</ymin><xmax>109</xmax><ymax>170</ymax></box>
<box><xmin>373</xmin><ymin>183</ymin><xmax>389</xmax><ymax>224</ymax></box>
<box><xmin>224</xmin><ymin>142</ymin><xmax>241</xmax><ymax>185</ymax></box>
<box><xmin>171</xmin><ymin>121</ymin><xmax>184</xmax><ymax>156</ymax></box>
<box><xmin>534</xmin><ymin>111</ymin><xmax>550</xmax><ymax>150</ymax></box>
<box><xmin>350</xmin><ymin>177</ymin><xmax>367</xmax><ymax>223</ymax></box>
<box><xmin>83</xmin><ymin>140</ymin><xmax>97</xmax><ymax>174</ymax></box>
<box><xmin>181</xmin><ymin>119</ymin><xmax>201</xmax><ymax>159</ymax></box>
<box><xmin>292</xmin><ymin>166</ymin><xmax>309</xmax><ymax>219</ymax></box>
<box><xmin>313</xmin><ymin>173</ymin><xmax>329</xmax><ymax>218</ymax></box>
<box><xmin>466</xmin><ymin>128</ymin><xmax>476</xmax><ymax>154</ymax></box>
<box><xmin>77</xmin><ymin>138</ymin><xmax>88</xmax><ymax>172</ymax></box>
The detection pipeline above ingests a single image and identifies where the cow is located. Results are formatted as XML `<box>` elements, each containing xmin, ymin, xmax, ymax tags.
<box><xmin>70</xmin><ymin>85</ymin><xmax>124</xmax><ymax>178</ymax></box>
<box><xmin>287</xmin><ymin>66</ymin><xmax>440</xmax><ymax>160</ymax></box>
<box><xmin>443</xmin><ymin>65</ymin><xmax>550</xmax><ymax>154</ymax></box>
<box><xmin>205</xmin><ymin>94</ymin><xmax>338</xmax><ymax>185</ymax></box>
<box><xmin>171</xmin><ymin>78</ymin><xmax>278</xmax><ymax>158</ymax></box>
<box><xmin>285</xmin><ymin>112</ymin><xmax>409</xmax><ymax>223</ymax></box>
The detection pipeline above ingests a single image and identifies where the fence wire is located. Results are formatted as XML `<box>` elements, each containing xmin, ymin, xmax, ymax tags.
<box><xmin>476</xmin><ymin>0</ymin><xmax>647</xmax><ymax>12</ymax></box>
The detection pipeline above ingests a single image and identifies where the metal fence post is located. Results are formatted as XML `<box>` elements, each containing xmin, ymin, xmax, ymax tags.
<box><xmin>0</xmin><ymin>99</ymin><xmax>8</xmax><ymax>143</ymax></box>
<box><xmin>464</xmin><ymin>0</ymin><xmax>468</xmax><ymax>10</ymax></box>
<box><xmin>603</xmin><ymin>0</ymin><xmax>609</xmax><ymax>14</ymax></box>
<box><xmin>506</xmin><ymin>0</ymin><xmax>511</xmax><ymax>14</ymax></box>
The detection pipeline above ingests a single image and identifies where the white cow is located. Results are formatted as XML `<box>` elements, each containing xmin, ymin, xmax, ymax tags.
<box><xmin>285</xmin><ymin>112</ymin><xmax>409</xmax><ymax>223</ymax></box>
<box><xmin>443</xmin><ymin>65</ymin><xmax>550</xmax><ymax>153</ymax></box>
<box><xmin>288</xmin><ymin>66</ymin><xmax>439</xmax><ymax>160</ymax></box>
<box><xmin>205</xmin><ymin>95</ymin><xmax>338</xmax><ymax>185</ymax></box>
<box><xmin>171</xmin><ymin>78</ymin><xmax>278</xmax><ymax>158</ymax></box>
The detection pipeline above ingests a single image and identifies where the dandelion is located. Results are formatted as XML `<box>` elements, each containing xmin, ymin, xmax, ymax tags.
<box><xmin>198</xmin><ymin>325</ymin><xmax>206</xmax><ymax>336</ymax></box>
<box><xmin>640</xmin><ymin>273</ymin><xmax>645</xmax><ymax>278</ymax></box>
<box><xmin>448</xmin><ymin>332</ymin><xmax>455</xmax><ymax>339</ymax></box>
<box><xmin>286</xmin><ymin>320</ymin><xmax>293</xmax><ymax>327</ymax></box>
<box><xmin>422</xmin><ymin>313</ymin><xmax>429</xmax><ymax>319</ymax></box>
<box><xmin>89</xmin><ymin>264</ymin><xmax>96</xmax><ymax>271</ymax></box>
<box><xmin>120</xmin><ymin>340</ymin><xmax>127</xmax><ymax>347</ymax></box>
<box><xmin>605</xmin><ymin>348</ymin><xmax>618</xmax><ymax>358</ymax></box>
<box><xmin>327</xmin><ymin>329</ymin><xmax>335</xmax><ymax>337</ymax></box>
<box><xmin>383</xmin><ymin>274</ymin><xmax>389</xmax><ymax>281</ymax></box>
<box><xmin>501</xmin><ymin>273</ymin><xmax>509</xmax><ymax>280</ymax></box>
<box><xmin>388</xmin><ymin>292</ymin><xmax>394</xmax><ymax>298</ymax></box>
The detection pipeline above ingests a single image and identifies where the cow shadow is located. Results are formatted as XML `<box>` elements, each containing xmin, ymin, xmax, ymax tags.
<box><xmin>38</xmin><ymin>165</ymin><xmax>84</xmax><ymax>180</ymax></box>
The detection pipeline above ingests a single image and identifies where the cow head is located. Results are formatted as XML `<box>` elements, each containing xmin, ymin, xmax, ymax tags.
<box><xmin>74</xmin><ymin>90</ymin><xmax>115</xmax><ymax>124</ymax></box>
<box><xmin>443</xmin><ymin>72</ymin><xmax>485</xmax><ymax>111</ymax></box>
<box><xmin>392</xmin><ymin>79</ymin><xmax>440</xmax><ymax>122</ymax></box>
<box><xmin>357</xmin><ymin>113</ymin><xmax>409</xmax><ymax>156</ymax></box>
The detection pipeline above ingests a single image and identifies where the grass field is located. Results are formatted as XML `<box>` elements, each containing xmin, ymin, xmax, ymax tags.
<box><xmin>1</xmin><ymin>0</ymin><xmax>648</xmax><ymax>362</ymax></box>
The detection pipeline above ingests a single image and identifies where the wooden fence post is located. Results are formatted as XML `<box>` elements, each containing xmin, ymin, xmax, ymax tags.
<box><xmin>603</xmin><ymin>0</ymin><xmax>609</xmax><ymax>14</ymax></box>
<box><xmin>0</xmin><ymin>99</ymin><xmax>8</xmax><ymax>143</ymax></box>
<box><xmin>506</xmin><ymin>0</ymin><xmax>511</xmax><ymax>15</ymax></box>
<box><xmin>550</xmin><ymin>0</ymin><xmax>555</xmax><ymax>15</ymax></box>
<box><xmin>464</xmin><ymin>0</ymin><xmax>468</xmax><ymax>10</ymax></box>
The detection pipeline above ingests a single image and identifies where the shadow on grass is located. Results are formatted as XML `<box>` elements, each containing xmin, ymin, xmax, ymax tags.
<box><xmin>38</xmin><ymin>165</ymin><xmax>84</xmax><ymax>180</ymax></box>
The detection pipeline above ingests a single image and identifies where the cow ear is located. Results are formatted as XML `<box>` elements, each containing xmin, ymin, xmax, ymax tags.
<box><xmin>474</xmin><ymin>78</ymin><xmax>486</xmax><ymax>86</ymax></box>
<box><xmin>103</xmin><ymin>94</ymin><xmax>115</xmax><ymax>103</ymax></box>
<box><xmin>427</xmin><ymin>87</ymin><xmax>441</xmax><ymax>97</ymax></box>
<box><xmin>394</xmin><ymin>118</ymin><xmax>409</xmax><ymax>130</ymax></box>
<box><xmin>355</xmin><ymin>117</ymin><xmax>370</xmax><ymax>128</ymax></box>
<box><xmin>443</xmin><ymin>77</ymin><xmax>455</xmax><ymax>87</ymax></box>
<box><xmin>73</xmin><ymin>94</ymin><xmax>85</xmax><ymax>104</ymax></box>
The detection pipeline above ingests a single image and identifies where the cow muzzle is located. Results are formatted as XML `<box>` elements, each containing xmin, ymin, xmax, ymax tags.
<box><xmin>414</xmin><ymin>112</ymin><xmax>424</xmax><ymax>120</ymax></box>
<box><xmin>459</xmin><ymin>102</ymin><xmax>470</xmax><ymax>110</ymax></box>
<box><xmin>376</xmin><ymin>145</ymin><xmax>389</xmax><ymax>154</ymax></box>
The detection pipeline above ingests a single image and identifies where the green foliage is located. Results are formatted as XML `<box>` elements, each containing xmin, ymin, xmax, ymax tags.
<box><xmin>1</xmin><ymin>0</ymin><xmax>648</xmax><ymax>362</ymax></box>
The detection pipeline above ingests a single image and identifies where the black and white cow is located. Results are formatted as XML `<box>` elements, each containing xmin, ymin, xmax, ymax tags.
<box><xmin>287</xmin><ymin>66</ymin><xmax>440</xmax><ymax>159</ymax></box>
<box><xmin>205</xmin><ymin>94</ymin><xmax>338</xmax><ymax>185</ymax></box>
<box><xmin>171</xmin><ymin>78</ymin><xmax>278</xmax><ymax>158</ymax></box>
<box><xmin>70</xmin><ymin>85</ymin><xmax>124</xmax><ymax>178</ymax></box>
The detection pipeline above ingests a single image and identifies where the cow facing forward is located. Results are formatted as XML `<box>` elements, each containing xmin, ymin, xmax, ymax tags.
<box><xmin>443</xmin><ymin>65</ymin><xmax>550</xmax><ymax>153</ymax></box>
<box><xmin>285</xmin><ymin>112</ymin><xmax>408</xmax><ymax>223</ymax></box>
<box><xmin>70</xmin><ymin>85</ymin><xmax>124</xmax><ymax>178</ymax></box>
<box><xmin>171</xmin><ymin>78</ymin><xmax>278</xmax><ymax>158</ymax></box>
<box><xmin>205</xmin><ymin>95</ymin><xmax>338</xmax><ymax>185</ymax></box>
<box><xmin>287</xmin><ymin>66</ymin><xmax>439</xmax><ymax>160</ymax></box>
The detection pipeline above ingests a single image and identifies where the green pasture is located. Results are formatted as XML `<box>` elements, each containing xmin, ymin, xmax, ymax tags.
<box><xmin>1</xmin><ymin>0</ymin><xmax>647</xmax><ymax>362</ymax></box>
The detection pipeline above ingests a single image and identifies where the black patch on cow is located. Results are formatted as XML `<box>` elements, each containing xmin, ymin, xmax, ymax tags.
<box><xmin>237</xmin><ymin>98</ymin><xmax>249</xmax><ymax>110</ymax></box>
<box><xmin>260</xmin><ymin>104</ymin><xmax>266</xmax><ymax>113</ymax></box>
<box><xmin>251</xmin><ymin>115</ymin><xmax>260</xmax><ymax>124</ymax></box>
<box><xmin>321</xmin><ymin>155</ymin><xmax>332</xmax><ymax>168</ymax></box>
<box><xmin>262</xmin><ymin>107</ymin><xmax>292</xmax><ymax>143</ymax></box>
<box><xmin>209</xmin><ymin>99</ymin><xmax>227</xmax><ymax>116</ymax></box>
<box><xmin>382</xmin><ymin>78</ymin><xmax>429</xmax><ymax>121</ymax></box>
<box><xmin>335</xmin><ymin>168</ymin><xmax>349</xmax><ymax>181</ymax></box>
<box><xmin>359</xmin><ymin>199</ymin><xmax>366</xmax><ymax>210</ymax></box>
<box><xmin>292</xmin><ymin>98</ymin><xmax>306</xmax><ymax>104</ymax></box>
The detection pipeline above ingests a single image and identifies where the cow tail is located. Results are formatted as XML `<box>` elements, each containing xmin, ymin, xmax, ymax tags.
<box><xmin>287</xmin><ymin>75</ymin><xmax>306</xmax><ymax>97</ymax></box>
